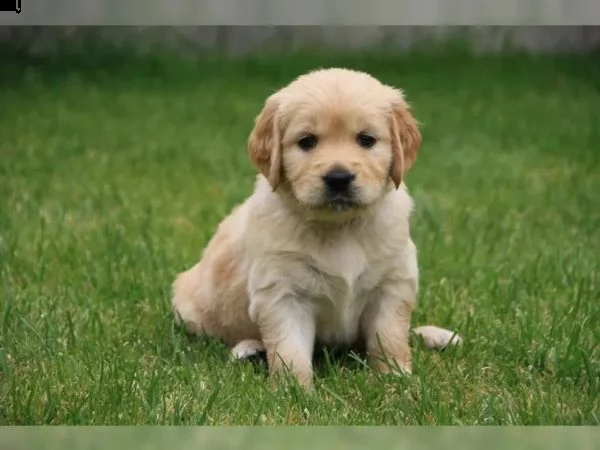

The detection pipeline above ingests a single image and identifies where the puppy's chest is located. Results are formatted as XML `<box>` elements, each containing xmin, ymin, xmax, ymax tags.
<box><xmin>311</xmin><ymin>238</ymin><xmax>377</xmax><ymax>294</ymax></box>
<box><xmin>305</xmin><ymin>235</ymin><xmax>389</xmax><ymax>323</ymax></box>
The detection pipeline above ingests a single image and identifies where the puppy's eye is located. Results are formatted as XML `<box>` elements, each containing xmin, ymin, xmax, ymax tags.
<box><xmin>298</xmin><ymin>134</ymin><xmax>318</xmax><ymax>151</ymax></box>
<box><xmin>357</xmin><ymin>132</ymin><xmax>377</xmax><ymax>149</ymax></box>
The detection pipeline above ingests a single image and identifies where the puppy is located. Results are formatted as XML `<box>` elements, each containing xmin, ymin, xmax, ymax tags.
<box><xmin>172</xmin><ymin>68</ymin><xmax>460</xmax><ymax>388</ymax></box>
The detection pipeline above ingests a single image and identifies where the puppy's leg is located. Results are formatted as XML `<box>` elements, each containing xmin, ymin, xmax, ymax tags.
<box><xmin>362</xmin><ymin>278</ymin><xmax>415</xmax><ymax>375</ymax></box>
<box><xmin>171</xmin><ymin>264</ymin><xmax>206</xmax><ymax>335</ymax></box>
<box><xmin>251</xmin><ymin>295</ymin><xmax>315</xmax><ymax>388</ymax></box>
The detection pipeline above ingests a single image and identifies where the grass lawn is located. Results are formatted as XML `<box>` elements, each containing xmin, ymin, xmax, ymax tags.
<box><xmin>0</xmin><ymin>46</ymin><xmax>599</xmax><ymax>425</ymax></box>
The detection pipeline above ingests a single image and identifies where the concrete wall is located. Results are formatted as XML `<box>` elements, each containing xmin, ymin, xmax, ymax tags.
<box><xmin>1</xmin><ymin>26</ymin><xmax>600</xmax><ymax>55</ymax></box>
<box><xmin>2</xmin><ymin>0</ymin><xmax>600</xmax><ymax>26</ymax></box>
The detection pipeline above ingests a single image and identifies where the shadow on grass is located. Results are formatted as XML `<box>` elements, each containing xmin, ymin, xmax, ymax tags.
<box><xmin>170</xmin><ymin>324</ymin><xmax>461</xmax><ymax>383</ymax></box>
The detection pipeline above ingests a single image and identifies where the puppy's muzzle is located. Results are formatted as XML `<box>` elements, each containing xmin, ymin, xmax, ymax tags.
<box><xmin>322</xmin><ymin>169</ymin><xmax>356</xmax><ymax>196</ymax></box>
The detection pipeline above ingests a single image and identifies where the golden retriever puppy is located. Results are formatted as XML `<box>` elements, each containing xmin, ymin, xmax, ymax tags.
<box><xmin>172</xmin><ymin>68</ymin><xmax>460</xmax><ymax>388</ymax></box>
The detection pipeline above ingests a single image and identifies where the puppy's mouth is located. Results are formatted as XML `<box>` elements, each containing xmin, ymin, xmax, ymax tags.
<box><xmin>323</xmin><ymin>194</ymin><xmax>362</xmax><ymax>212</ymax></box>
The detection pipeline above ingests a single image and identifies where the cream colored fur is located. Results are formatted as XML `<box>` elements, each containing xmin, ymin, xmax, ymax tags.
<box><xmin>172</xmin><ymin>68</ymin><xmax>461</xmax><ymax>389</ymax></box>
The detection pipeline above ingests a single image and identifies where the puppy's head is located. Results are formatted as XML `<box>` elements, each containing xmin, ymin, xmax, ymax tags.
<box><xmin>248</xmin><ymin>68</ymin><xmax>421</xmax><ymax>219</ymax></box>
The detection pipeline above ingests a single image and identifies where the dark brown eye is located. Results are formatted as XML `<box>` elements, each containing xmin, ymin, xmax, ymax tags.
<box><xmin>357</xmin><ymin>132</ymin><xmax>377</xmax><ymax>149</ymax></box>
<box><xmin>298</xmin><ymin>134</ymin><xmax>318</xmax><ymax>151</ymax></box>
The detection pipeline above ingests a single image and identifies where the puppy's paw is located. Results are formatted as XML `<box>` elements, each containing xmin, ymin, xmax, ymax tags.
<box><xmin>269</xmin><ymin>369</ymin><xmax>315</xmax><ymax>392</ymax></box>
<box><xmin>231</xmin><ymin>339</ymin><xmax>266</xmax><ymax>361</ymax></box>
<box><xmin>412</xmin><ymin>325</ymin><xmax>462</xmax><ymax>350</ymax></box>
<box><xmin>369</xmin><ymin>355</ymin><xmax>412</xmax><ymax>377</ymax></box>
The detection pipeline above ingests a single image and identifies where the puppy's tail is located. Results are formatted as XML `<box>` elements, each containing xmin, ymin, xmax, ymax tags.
<box><xmin>411</xmin><ymin>325</ymin><xmax>462</xmax><ymax>350</ymax></box>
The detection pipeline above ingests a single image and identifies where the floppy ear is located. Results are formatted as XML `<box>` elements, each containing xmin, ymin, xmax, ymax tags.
<box><xmin>247</xmin><ymin>96</ymin><xmax>282</xmax><ymax>190</ymax></box>
<box><xmin>388</xmin><ymin>90</ymin><xmax>422</xmax><ymax>189</ymax></box>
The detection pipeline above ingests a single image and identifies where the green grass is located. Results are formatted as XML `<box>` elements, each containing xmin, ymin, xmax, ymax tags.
<box><xmin>1</xmin><ymin>46</ymin><xmax>599</xmax><ymax>425</ymax></box>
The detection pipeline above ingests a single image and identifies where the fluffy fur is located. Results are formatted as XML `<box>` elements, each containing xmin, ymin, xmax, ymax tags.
<box><xmin>172</xmin><ymin>68</ymin><xmax>460</xmax><ymax>388</ymax></box>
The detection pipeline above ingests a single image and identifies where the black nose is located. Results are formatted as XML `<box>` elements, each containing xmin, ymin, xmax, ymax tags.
<box><xmin>322</xmin><ymin>169</ymin><xmax>356</xmax><ymax>193</ymax></box>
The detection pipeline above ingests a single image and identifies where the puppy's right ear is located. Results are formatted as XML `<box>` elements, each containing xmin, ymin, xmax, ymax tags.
<box><xmin>387</xmin><ymin>87</ymin><xmax>422</xmax><ymax>189</ymax></box>
<box><xmin>248</xmin><ymin>96</ymin><xmax>282</xmax><ymax>190</ymax></box>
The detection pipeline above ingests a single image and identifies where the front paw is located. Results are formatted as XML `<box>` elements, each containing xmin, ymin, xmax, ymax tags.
<box><xmin>369</xmin><ymin>351</ymin><xmax>412</xmax><ymax>376</ymax></box>
<box><xmin>269</xmin><ymin>366</ymin><xmax>315</xmax><ymax>391</ymax></box>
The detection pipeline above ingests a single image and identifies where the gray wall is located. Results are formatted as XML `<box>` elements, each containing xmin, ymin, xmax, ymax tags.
<box><xmin>1</xmin><ymin>26</ymin><xmax>600</xmax><ymax>55</ymax></box>
<box><xmin>2</xmin><ymin>0</ymin><xmax>600</xmax><ymax>26</ymax></box>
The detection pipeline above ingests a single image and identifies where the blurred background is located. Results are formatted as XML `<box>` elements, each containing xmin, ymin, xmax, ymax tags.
<box><xmin>1</xmin><ymin>25</ymin><xmax>600</xmax><ymax>55</ymax></box>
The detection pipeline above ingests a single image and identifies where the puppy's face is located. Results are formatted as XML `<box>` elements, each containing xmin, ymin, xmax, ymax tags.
<box><xmin>248</xmin><ymin>68</ymin><xmax>421</xmax><ymax>219</ymax></box>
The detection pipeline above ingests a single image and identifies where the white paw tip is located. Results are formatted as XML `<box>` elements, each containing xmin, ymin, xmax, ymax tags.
<box><xmin>231</xmin><ymin>340</ymin><xmax>266</xmax><ymax>360</ymax></box>
<box><xmin>413</xmin><ymin>325</ymin><xmax>462</xmax><ymax>350</ymax></box>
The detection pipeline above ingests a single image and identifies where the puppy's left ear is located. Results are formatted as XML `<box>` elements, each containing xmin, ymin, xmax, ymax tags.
<box><xmin>388</xmin><ymin>89</ymin><xmax>422</xmax><ymax>189</ymax></box>
<box><xmin>248</xmin><ymin>95</ymin><xmax>282</xmax><ymax>190</ymax></box>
